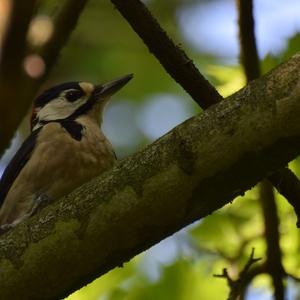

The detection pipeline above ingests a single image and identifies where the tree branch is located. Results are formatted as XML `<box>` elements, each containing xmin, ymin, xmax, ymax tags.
<box><xmin>0</xmin><ymin>0</ymin><xmax>89</xmax><ymax>156</ymax></box>
<box><xmin>236</xmin><ymin>0</ymin><xmax>300</xmax><ymax>230</ymax></box>
<box><xmin>0</xmin><ymin>0</ymin><xmax>36</xmax><ymax>81</ymax></box>
<box><xmin>0</xmin><ymin>54</ymin><xmax>300</xmax><ymax>299</ymax></box>
<box><xmin>112</xmin><ymin>0</ymin><xmax>300</xmax><ymax>222</ymax></box>
<box><xmin>237</xmin><ymin>2</ymin><xmax>286</xmax><ymax>298</ymax></box>
<box><xmin>0</xmin><ymin>0</ymin><xmax>37</xmax><ymax>154</ymax></box>
<box><xmin>236</xmin><ymin>0</ymin><xmax>260</xmax><ymax>81</ymax></box>
<box><xmin>214</xmin><ymin>249</ymin><xmax>262</xmax><ymax>300</ymax></box>
<box><xmin>259</xmin><ymin>180</ymin><xmax>285</xmax><ymax>300</ymax></box>
<box><xmin>111</xmin><ymin>0</ymin><xmax>223</xmax><ymax>108</ymax></box>
<box><xmin>112</xmin><ymin>0</ymin><xmax>300</xmax><ymax>224</ymax></box>
<box><xmin>269</xmin><ymin>167</ymin><xmax>300</xmax><ymax>227</ymax></box>
<box><xmin>239</xmin><ymin>263</ymin><xmax>267</xmax><ymax>299</ymax></box>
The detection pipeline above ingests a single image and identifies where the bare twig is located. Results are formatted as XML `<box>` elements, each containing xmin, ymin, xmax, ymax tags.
<box><xmin>269</xmin><ymin>167</ymin><xmax>300</xmax><ymax>227</ymax></box>
<box><xmin>214</xmin><ymin>249</ymin><xmax>262</xmax><ymax>300</ymax></box>
<box><xmin>239</xmin><ymin>249</ymin><xmax>262</xmax><ymax>277</ymax></box>
<box><xmin>189</xmin><ymin>233</ymin><xmax>262</xmax><ymax>265</ymax></box>
<box><xmin>239</xmin><ymin>263</ymin><xmax>267</xmax><ymax>299</ymax></box>
<box><xmin>0</xmin><ymin>0</ymin><xmax>89</xmax><ymax>156</ymax></box>
<box><xmin>259</xmin><ymin>180</ymin><xmax>285</xmax><ymax>300</ymax></box>
<box><xmin>111</xmin><ymin>0</ymin><xmax>223</xmax><ymax>108</ymax></box>
<box><xmin>214</xmin><ymin>268</ymin><xmax>235</xmax><ymax>286</ymax></box>
<box><xmin>214</xmin><ymin>233</ymin><xmax>263</xmax><ymax>264</ymax></box>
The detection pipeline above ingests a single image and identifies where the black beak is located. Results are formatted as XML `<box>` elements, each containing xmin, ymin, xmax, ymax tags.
<box><xmin>94</xmin><ymin>74</ymin><xmax>133</xmax><ymax>98</ymax></box>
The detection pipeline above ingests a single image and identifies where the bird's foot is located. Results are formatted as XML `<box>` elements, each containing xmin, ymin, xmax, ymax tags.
<box><xmin>29</xmin><ymin>194</ymin><xmax>52</xmax><ymax>216</ymax></box>
<box><xmin>0</xmin><ymin>195</ymin><xmax>52</xmax><ymax>235</ymax></box>
<box><xmin>0</xmin><ymin>223</ymin><xmax>15</xmax><ymax>234</ymax></box>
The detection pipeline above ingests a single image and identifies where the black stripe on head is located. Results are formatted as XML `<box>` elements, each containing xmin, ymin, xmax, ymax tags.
<box><xmin>35</xmin><ymin>82</ymin><xmax>82</xmax><ymax>108</ymax></box>
<box><xmin>68</xmin><ymin>87</ymin><xmax>102</xmax><ymax>120</ymax></box>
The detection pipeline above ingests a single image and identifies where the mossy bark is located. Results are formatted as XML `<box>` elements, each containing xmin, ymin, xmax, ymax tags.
<box><xmin>0</xmin><ymin>54</ymin><xmax>300</xmax><ymax>300</ymax></box>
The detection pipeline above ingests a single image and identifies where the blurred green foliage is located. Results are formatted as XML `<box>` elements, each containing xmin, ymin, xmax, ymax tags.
<box><xmin>42</xmin><ymin>0</ymin><xmax>188</xmax><ymax>99</ymax></box>
<box><xmin>39</xmin><ymin>0</ymin><xmax>220</xmax><ymax>100</ymax></box>
<box><xmin>33</xmin><ymin>0</ymin><xmax>300</xmax><ymax>299</ymax></box>
<box><xmin>261</xmin><ymin>33</ymin><xmax>300</xmax><ymax>74</ymax></box>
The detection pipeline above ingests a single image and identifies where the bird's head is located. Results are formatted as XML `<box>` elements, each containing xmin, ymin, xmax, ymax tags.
<box><xmin>31</xmin><ymin>74</ymin><xmax>133</xmax><ymax>130</ymax></box>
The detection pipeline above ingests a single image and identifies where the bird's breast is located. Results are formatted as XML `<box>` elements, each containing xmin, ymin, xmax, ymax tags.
<box><xmin>30</xmin><ymin>119</ymin><xmax>115</xmax><ymax>199</ymax></box>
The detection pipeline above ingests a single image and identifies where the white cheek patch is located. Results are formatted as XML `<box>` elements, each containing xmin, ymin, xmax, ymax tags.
<box><xmin>37</xmin><ymin>95</ymin><xmax>88</xmax><ymax>122</ymax></box>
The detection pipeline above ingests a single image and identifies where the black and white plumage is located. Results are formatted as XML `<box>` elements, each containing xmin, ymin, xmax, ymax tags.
<box><xmin>0</xmin><ymin>74</ymin><xmax>133</xmax><ymax>229</ymax></box>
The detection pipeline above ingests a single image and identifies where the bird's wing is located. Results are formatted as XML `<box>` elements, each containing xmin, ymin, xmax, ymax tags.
<box><xmin>0</xmin><ymin>128</ymin><xmax>42</xmax><ymax>206</ymax></box>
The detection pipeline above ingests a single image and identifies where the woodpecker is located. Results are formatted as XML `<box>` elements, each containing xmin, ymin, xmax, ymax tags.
<box><xmin>0</xmin><ymin>74</ymin><xmax>133</xmax><ymax>231</ymax></box>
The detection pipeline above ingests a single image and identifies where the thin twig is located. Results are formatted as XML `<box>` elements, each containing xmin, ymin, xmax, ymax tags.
<box><xmin>239</xmin><ymin>263</ymin><xmax>267</xmax><ymax>299</ymax></box>
<box><xmin>215</xmin><ymin>233</ymin><xmax>263</xmax><ymax>263</ymax></box>
<box><xmin>259</xmin><ymin>180</ymin><xmax>285</xmax><ymax>300</ymax></box>
<box><xmin>111</xmin><ymin>0</ymin><xmax>223</xmax><ymax>108</ymax></box>
<box><xmin>214</xmin><ymin>249</ymin><xmax>263</xmax><ymax>300</ymax></box>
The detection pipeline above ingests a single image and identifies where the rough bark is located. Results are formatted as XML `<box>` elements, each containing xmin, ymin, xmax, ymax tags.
<box><xmin>0</xmin><ymin>54</ymin><xmax>300</xmax><ymax>300</ymax></box>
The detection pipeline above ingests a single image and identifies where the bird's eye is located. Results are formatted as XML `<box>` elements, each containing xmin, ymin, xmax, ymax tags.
<box><xmin>65</xmin><ymin>90</ymin><xmax>83</xmax><ymax>102</ymax></box>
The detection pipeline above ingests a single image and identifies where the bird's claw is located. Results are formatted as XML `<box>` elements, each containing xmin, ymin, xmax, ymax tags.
<box><xmin>29</xmin><ymin>194</ymin><xmax>52</xmax><ymax>216</ymax></box>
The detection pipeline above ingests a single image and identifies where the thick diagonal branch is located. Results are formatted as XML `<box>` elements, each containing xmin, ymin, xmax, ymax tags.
<box><xmin>0</xmin><ymin>54</ymin><xmax>300</xmax><ymax>300</ymax></box>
